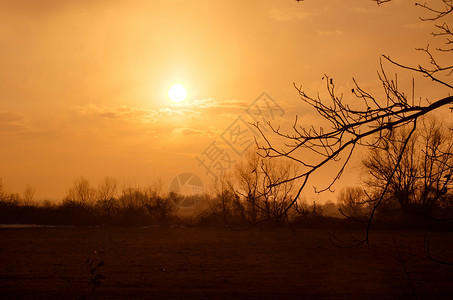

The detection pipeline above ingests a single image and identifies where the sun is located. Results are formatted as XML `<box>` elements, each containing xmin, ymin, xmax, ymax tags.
<box><xmin>168</xmin><ymin>83</ymin><xmax>187</xmax><ymax>103</ymax></box>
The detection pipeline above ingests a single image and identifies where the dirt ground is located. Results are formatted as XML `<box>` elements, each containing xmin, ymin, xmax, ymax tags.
<box><xmin>0</xmin><ymin>226</ymin><xmax>452</xmax><ymax>299</ymax></box>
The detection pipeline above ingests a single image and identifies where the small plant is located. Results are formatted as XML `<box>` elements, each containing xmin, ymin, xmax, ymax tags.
<box><xmin>85</xmin><ymin>257</ymin><xmax>106</xmax><ymax>297</ymax></box>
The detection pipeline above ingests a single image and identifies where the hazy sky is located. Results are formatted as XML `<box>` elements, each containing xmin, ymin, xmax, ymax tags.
<box><xmin>1</xmin><ymin>0</ymin><xmax>450</xmax><ymax>201</ymax></box>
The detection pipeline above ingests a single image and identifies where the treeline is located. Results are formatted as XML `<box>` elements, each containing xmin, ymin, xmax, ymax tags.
<box><xmin>0</xmin><ymin>175</ymin><xmax>451</xmax><ymax>229</ymax></box>
<box><xmin>0</xmin><ymin>177</ymin><xmax>176</xmax><ymax>226</ymax></box>
<box><xmin>0</xmin><ymin>176</ymin><xmax>342</xmax><ymax>227</ymax></box>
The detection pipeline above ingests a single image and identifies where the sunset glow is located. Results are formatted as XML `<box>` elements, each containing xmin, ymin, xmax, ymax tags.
<box><xmin>1</xmin><ymin>1</ymin><xmax>453</xmax><ymax>298</ymax></box>
<box><xmin>0</xmin><ymin>0</ymin><xmax>449</xmax><ymax>201</ymax></box>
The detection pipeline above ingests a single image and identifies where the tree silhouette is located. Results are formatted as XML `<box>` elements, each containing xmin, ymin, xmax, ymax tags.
<box><xmin>95</xmin><ymin>177</ymin><xmax>119</xmax><ymax>219</ymax></box>
<box><xmin>362</xmin><ymin>117</ymin><xmax>453</xmax><ymax>218</ymax></box>
<box><xmin>231</xmin><ymin>149</ymin><xmax>300</xmax><ymax>225</ymax></box>
<box><xmin>337</xmin><ymin>186</ymin><xmax>370</xmax><ymax>221</ymax></box>
<box><xmin>64</xmin><ymin>177</ymin><xmax>96</xmax><ymax>206</ymax></box>
<box><xmin>22</xmin><ymin>184</ymin><xmax>36</xmax><ymax>206</ymax></box>
<box><xmin>255</xmin><ymin>0</ymin><xmax>453</xmax><ymax>243</ymax></box>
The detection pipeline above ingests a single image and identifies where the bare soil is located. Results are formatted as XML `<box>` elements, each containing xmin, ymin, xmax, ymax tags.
<box><xmin>0</xmin><ymin>226</ymin><xmax>452</xmax><ymax>299</ymax></box>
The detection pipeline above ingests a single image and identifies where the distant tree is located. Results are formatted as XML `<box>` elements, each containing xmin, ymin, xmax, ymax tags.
<box><xmin>209</xmin><ymin>174</ymin><xmax>239</xmax><ymax>225</ymax></box>
<box><xmin>260</xmin><ymin>157</ymin><xmax>300</xmax><ymax>223</ymax></box>
<box><xmin>145</xmin><ymin>177</ymin><xmax>165</xmax><ymax>199</ymax></box>
<box><xmin>143</xmin><ymin>196</ymin><xmax>176</xmax><ymax>224</ymax></box>
<box><xmin>337</xmin><ymin>186</ymin><xmax>370</xmax><ymax>220</ymax></box>
<box><xmin>0</xmin><ymin>179</ymin><xmax>19</xmax><ymax>206</ymax></box>
<box><xmin>293</xmin><ymin>199</ymin><xmax>323</xmax><ymax>217</ymax></box>
<box><xmin>231</xmin><ymin>148</ymin><xmax>300</xmax><ymax>224</ymax></box>
<box><xmin>118</xmin><ymin>187</ymin><xmax>146</xmax><ymax>210</ymax></box>
<box><xmin>321</xmin><ymin>200</ymin><xmax>342</xmax><ymax>218</ymax></box>
<box><xmin>64</xmin><ymin>177</ymin><xmax>96</xmax><ymax>206</ymax></box>
<box><xmin>22</xmin><ymin>184</ymin><xmax>36</xmax><ymax>206</ymax></box>
<box><xmin>117</xmin><ymin>184</ymin><xmax>176</xmax><ymax>224</ymax></box>
<box><xmin>8</xmin><ymin>193</ymin><xmax>20</xmax><ymax>206</ymax></box>
<box><xmin>95</xmin><ymin>177</ymin><xmax>118</xmax><ymax>217</ymax></box>
<box><xmin>97</xmin><ymin>177</ymin><xmax>118</xmax><ymax>201</ymax></box>
<box><xmin>60</xmin><ymin>177</ymin><xmax>97</xmax><ymax>225</ymax></box>
<box><xmin>0</xmin><ymin>178</ymin><xmax>7</xmax><ymax>201</ymax></box>
<box><xmin>362</xmin><ymin>117</ymin><xmax>453</xmax><ymax>217</ymax></box>
<box><xmin>143</xmin><ymin>179</ymin><xmax>177</xmax><ymax>224</ymax></box>
<box><xmin>233</xmin><ymin>150</ymin><xmax>261</xmax><ymax>223</ymax></box>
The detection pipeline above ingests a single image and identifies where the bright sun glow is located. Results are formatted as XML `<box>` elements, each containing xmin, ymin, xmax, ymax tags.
<box><xmin>168</xmin><ymin>83</ymin><xmax>187</xmax><ymax>103</ymax></box>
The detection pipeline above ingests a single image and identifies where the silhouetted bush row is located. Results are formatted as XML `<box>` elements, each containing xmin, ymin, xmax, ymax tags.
<box><xmin>0</xmin><ymin>169</ymin><xmax>453</xmax><ymax>230</ymax></box>
<box><xmin>0</xmin><ymin>197</ymin><xmax>177</xmax><ymax>226</ymax></box>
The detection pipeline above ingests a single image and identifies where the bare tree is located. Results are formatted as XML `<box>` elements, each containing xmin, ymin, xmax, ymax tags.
<box><xmin>254</xmin><ymin>0</ymin><xmax>453</xmax><ymax>243</ymax></box>
<box><xmin>64</xmin><ymin>177</ymin><xmax>96</xmax><ymax>206</ymax></box>
<box><xmin>143</xmin><ymin>179</ymin><xmax>177</xmax><ymax>224</ymax></box>
<box><xmin>96</xmin><ymin>177</ymin><xmax>118</xmax><ymax>217</ymax></box>
<box><xmin>233</xmin><ymin>150</ymin><xmax>261</xmax><ymax>223</ymax></box>
<box><xmin>117</xmin><ymin>183</ymin><xmax>176</xmax><ymax>224</ymax></box>
<box><xmin>0</xmin><ymin>179</ymin><xmax>20</xmax><ymax>206</ymax></box>
<box><xmin>97</xmin><ymin>177</ymin><xmax>118</xmax><ymax>202</ymax></box>
<box><xmin>209</xmin><ymin>173</ymin><xmax>239</xmax><ymax>225</ymax></box>
<box><xmin>362</xmin><ymin>117</ymin><xmax>453</xmax><ymax>217</ymax></box>
<box><xmin>118</xmin><ymin>186</ymin><xmax>146</xmax><ymax>210</ymax></box>
<box><xmin>145</xmin><ymin>177</ymin><xmax>165</xmax><ymax>200</ymax></box>
<box><xmin>259</xmin><ymin>157</ymin><xmax>300</xmax><ymax>223</ymax></box>
<box><xmin>0</xmin><ymin>178</ymin><xmax>7</xmax><ymax>202</ymax></box>
<box><xmin>22</xmin><ymin>184</ymin><xmax>36</xmax><ymax>206</ymax></box>
<box><xmin>231</xmin><ymin>148</ymin><xmax>300</xmax><ymax>225</ymax></box>
<box><xmin>337</xmin><ymin>186</ymin><xmax>370</xmax><ymax>220</ymax></box>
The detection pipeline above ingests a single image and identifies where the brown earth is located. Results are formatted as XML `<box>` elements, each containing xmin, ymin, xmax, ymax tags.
<box><xmin>0</xmin><ymin>226</ymin><xmax>452</xmax><ymax>299</ymax></box>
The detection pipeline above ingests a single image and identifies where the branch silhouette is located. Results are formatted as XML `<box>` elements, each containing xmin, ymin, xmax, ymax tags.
<box><xmin>254</xmin><ymin>0</ymin><xmax>453</xmax><ymax>244</ymax></box>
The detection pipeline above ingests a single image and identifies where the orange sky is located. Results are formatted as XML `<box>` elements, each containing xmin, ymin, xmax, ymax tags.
<box><xmin>0</xmin><ymin>0</ymin><xmax>451</xmax><ymax>201</ymax></box>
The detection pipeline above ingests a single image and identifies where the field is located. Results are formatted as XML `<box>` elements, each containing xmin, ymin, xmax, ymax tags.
<box><xmin>0</xmin><ymin>226</ymin><xmax>452</xmax><ymax>299</ymax></box>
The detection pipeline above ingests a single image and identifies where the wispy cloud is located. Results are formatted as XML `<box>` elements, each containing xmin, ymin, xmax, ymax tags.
<box><xmin>74</xmin><ymin>103</ymin><xmax>202</xmax><ymax>124</ymax></box>
<box><xmin>317</xmin><ymin>30</ymin><xmax>344</xmax><ymax>36</ymax></box>
<box><xmin>0</xmin><ymin>112</ymin><xmax>31</xmax><ymax>134</ymax></box>
<box><xmin>402</xmin><ymin>22</ymin><xmax>429</xmax><ymax>30</ymax></box>
<box><xmin>71</xmin><ymin>103</ymin><xmax>220</xmax><ymax>140</ymax></box>
<box><xmin>268</xmin><ymin>8</ymin><xmax>314</xmax><ymax>22</ymax></box>
<box><xmin>75</xmin><ymin>104</ymin><xmax>156</xmax><ymax>123</ymax></box>
<box><xmin>172</xmin><ymin>126</ymin><xmax>217</xmax><ymax>137</ymax></box>
<box><xmin>350</xmin><ymin>7</ymin><xmax>373</xmax><ymax>14</ymax></box>
<box><xmin>176</xmin><ymin>98</ymin><xmax>251</xmax><ymax>118</ymax></box>
<box><xmin>183</xmin><ymin>98</ymin><xmax>248</xmax><ymax>109</ymax></box>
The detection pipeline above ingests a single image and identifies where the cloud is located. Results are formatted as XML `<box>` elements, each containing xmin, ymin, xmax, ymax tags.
<box><xmin>402</xmin><ymin>22</ymin><xmax>429</xmax><ymax>30</ymax></box>
<box><xmin>71</xmin><ymin>97</ymin><xmax>290</xmax><ymax>142</ymax></box>
<box><xmin>185</xmin><ymin>98</ymin><xmax>248</xmax><ymax>109</ymax></box>
<box><xmin>350</xmin><ymin>7</ymin><xmax>372</xmax><ymax>14</ymax></box>
<box><xmin>71</xmin><ymin>103</ymin><xmax>220</xmax><ymax>141</ymax></box>
<box><xmin>317</xmin><ymin>30</ymin><xmax>344</xmax><ymax>36</ymax></box>
<box><xmin>172</xmin><ymin>127</ymin><xmax>217</xmax><ymax>137</ymax></box>
<box><xmin>268</xmin><ymin>8</ymin><xmax>314</xmax><ymax>22</ymax></box>
<box><xmin>74</xmin><ymin>103</ymin><xmax>203</xmax><ymax>124</ymax></box>
<box><xmin>75</xmin><ymin>103</ymin><xmax>156</xmax><ymax>123</ymax></box>
<box><xmin>0</xmin><ymin>112</ymin><xmax>24</xmax><ymax>123</ymax></box>
<box><xmin>180</xmin><ymin>98</ymin><xmax>250</xmax><ymax>118</ymax></box>
<box><xmin>0</xmin><ymin>112</ymin><xmax>31</xmax><ymax>134</ymax></box>
<box><xmin>158</xmin><ymin>107</ymin><xmax>202</xmax><ymax>118</ymax></box>
<box><xmin>98</xmin><ymin>112</ymin><xmax>118</xmax><ymax>119</ymax></box>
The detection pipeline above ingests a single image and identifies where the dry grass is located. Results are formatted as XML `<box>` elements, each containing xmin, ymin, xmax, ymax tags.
<box><xmin>0</xmin><ymin>227</ymin><xmax>452</xmax><ymax>299</ymax></box>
